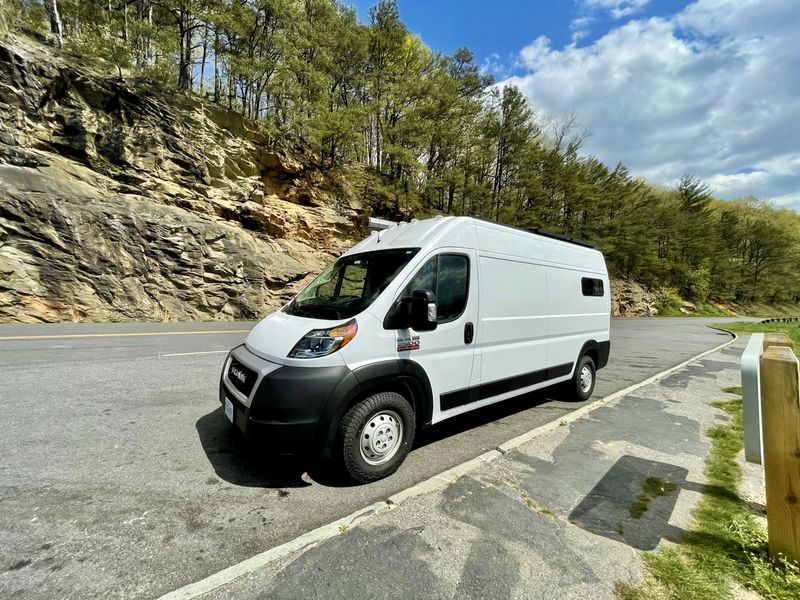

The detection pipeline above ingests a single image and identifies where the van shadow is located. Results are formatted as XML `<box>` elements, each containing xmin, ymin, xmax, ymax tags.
<box><xmin>195</xmin><ymin>407</ymin><xmax>312</xmax><ymax>488</ymax></box>
<box><xmin>196</xmin><ymin>385</ymin><xmax>578</xmax><ymax>489</ymax></box>
<box><xmin>566</xmin><ymin>455</ymin><xmax>752</xmax><ymax>551</ymax></box>
<box><xmin>414</xmin><ymin>385</ymin><xmax>568</xmax><ymax>449</ymax></box>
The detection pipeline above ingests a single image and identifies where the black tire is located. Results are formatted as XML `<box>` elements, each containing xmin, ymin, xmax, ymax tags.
<box><xmin>569</xmin><ymin>355</ymin><xmax>596</xmax><ymax>401</ymax></box>
<box><xmin>338</xmin><ymin>391</ymin><xmax>415</xmax><ymax>483</ymax></box>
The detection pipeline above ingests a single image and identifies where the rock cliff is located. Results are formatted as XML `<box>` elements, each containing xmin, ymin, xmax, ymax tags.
<box><xmin>611</xmin><ymin>279</ymin><xmax>658</xmax><ymax>317</ymax></box>
<box><xmin>0</xmin><ymin>35</ymin><xmax>660</xmax><ymax>323</ymax></box>
<box><xmin>0</xmin><ymin>34</ymin><xmax>365</xmax><ymax>322</ymax></box>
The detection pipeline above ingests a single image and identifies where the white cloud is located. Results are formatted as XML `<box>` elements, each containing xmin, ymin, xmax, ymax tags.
<box><xmin>502</xmin><ymin>0</ymin><xmax>800</xmax><ymax>211</ymax></box>
<box><xmin>584</xmin><ymin>0</ymin><xmax>651</xmax><ymax>20</ymax></box>
<box><xmin>481</xmin><ymin>52</ymin><xmax>512</xmax><ymax>78</ymax></box>
<box><xmin>569</xmin><ymin>16</ymin><xmax>593</xmax><ymax>43</ymax></box>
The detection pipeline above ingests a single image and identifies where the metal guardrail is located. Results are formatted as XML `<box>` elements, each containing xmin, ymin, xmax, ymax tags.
<box><xmin>761</xmin><ymin>316</ymin><xmax>800</xmax><ymax>323</ymax></box>
<box><xmin>741</xmin><ymin>333</ymin><xmax>764</xmax><ymax>464</ymax></box>
<box><xmin>739</xmin><ymin>331</ymin><xmax>800</xmax><ymax>562</ymax></box>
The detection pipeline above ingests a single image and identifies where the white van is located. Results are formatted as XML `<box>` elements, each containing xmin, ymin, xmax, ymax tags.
<box><xmin>220</xmin><ymin>216</ymin><xmax>610</xmax><ymax>482</ymax></box>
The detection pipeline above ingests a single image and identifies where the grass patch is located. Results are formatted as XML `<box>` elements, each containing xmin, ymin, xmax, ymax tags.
<box><xmin>629</xmin><ymin>477</ymin><xmax>679</xmax><ymax>519</ymax></box>
<box><xmin>616</xmin><ymin>390</ymin><xmax>800</xmax><ymax>600</ymax></box>
<box><xmin>655</xmin><ymin>290</ymin><xmax>687</xmax><ymax>317</ymax></box>
<box><xmin>696</xmin><ymin>301</ymin><xmax>737</xmax><ymax>317</ymax></box>
<box><xmin>714</xmin><ymin>321</ymin><xmax>800</xmax><ymax>356</ymax></box>
<box><xmin>523</xmin><ymin>493</ymin><xmax>555</xmax><ymax>516</ymax></box>
<box><xmin>722</xmin><ymin>386</ymin><xmax>742</xmax><ymax>395</ymax></box>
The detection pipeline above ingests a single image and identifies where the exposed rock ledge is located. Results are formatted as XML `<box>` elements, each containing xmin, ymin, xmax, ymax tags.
<box><xmin>0</xmin><ymin>35</ymin><xmax>365</xmax><ymax>322</ymax></box>
<box><xmin>611</xmin><ymin>279</ymin><xmax>659</xmax><ymax>317</ymax></box>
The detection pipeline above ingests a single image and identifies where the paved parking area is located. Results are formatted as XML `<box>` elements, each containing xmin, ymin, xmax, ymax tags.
<box><xmin>0</xmin><ymin>318</ymin><xmax>735</xmax><ymax>599</ymax></box>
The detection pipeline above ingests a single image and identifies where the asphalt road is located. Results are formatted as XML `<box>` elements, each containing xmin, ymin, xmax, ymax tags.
<box><xmin>0</xmin><ymin>318</ymin><xmax>736</xmax><ymax>599</ymax></box>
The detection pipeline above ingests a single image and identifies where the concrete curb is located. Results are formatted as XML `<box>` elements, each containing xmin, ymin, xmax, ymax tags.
<box><xmin>157</xmin><ymin>501</ymin><xmax>392</xmax><ymax>600</ymax></box>
<box><xmin>157</xmin><ymin>329</ymin><xmax>738</xmax><ymax>600</ymax></box>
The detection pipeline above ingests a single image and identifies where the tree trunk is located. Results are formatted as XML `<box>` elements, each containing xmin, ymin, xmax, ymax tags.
<box><xmin>199</xmin><ymin>24</ymin><xmax>209</xmax><ymax>94</ymax></box>
<box><xmin>177</xmin><ymin>9</ymin><xmax>193</xmax><ymax>91</ymax></box>
<box><xmin>447</xmin><ymin>183</ymin><xmax>455</xmax><ymax>214</ymax></box>
<box><xmin>43</xmin><ymin>0</ymin><xmax>64</xmax><ymax>46</ymax></box>
<box><xmin>213</xmin><ymin>28</ymin><xmax>220</xmax><ymax>103</ymax></box>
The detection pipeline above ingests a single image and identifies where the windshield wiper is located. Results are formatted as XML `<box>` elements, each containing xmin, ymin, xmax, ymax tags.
<box><xmin>288</xmin><ymin>303</ymin><xmax>344</xmax><ymax>320</ymax></box>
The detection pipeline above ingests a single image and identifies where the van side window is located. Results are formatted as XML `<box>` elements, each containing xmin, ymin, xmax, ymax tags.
<box><xmin>405</xmin><ymin>257</ymin><xmax>437</xmax><ymax>294</ymax></box>
<box><xmin>403</xmin><ymin>254</ymin><xmax>469</xmax><ymax>323</ymax></box>
<box><xmin>582</xmin><ymin>277</ymin><xmax>604</xmax><ymax>297</ymax></box>
<box><xmin>437</xmin><ymin>255</ymin><xmax>469</xmax><ymax>321</ymax></box>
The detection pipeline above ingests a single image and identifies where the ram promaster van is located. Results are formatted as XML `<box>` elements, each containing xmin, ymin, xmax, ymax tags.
<box><xmin>220</xmin><ymin>216</ymin><xmax>610</xmax><ymax>482</ymax></box>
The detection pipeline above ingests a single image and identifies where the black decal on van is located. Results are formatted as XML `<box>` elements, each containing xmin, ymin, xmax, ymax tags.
<box><xmin>440</xmin><ymin>362</ymin><xmax>574</xmax><ymax>410</ymax></box>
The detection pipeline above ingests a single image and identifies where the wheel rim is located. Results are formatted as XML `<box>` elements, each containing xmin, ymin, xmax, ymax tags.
<box><xmin>579</xmin><ymin>365</ymin><xmax>593</xmax><ymax>393</ymax></box>
<box><xmin>358</xmin><ymin>409</ymin><xmax>403</xmax><ymax>466</ymax></box>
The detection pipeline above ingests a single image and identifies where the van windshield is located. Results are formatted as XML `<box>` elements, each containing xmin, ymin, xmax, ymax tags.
<box><xmin>285</xmin><ymin>248</ymin><xmax>420</xmax><ymax>320</ymax></box>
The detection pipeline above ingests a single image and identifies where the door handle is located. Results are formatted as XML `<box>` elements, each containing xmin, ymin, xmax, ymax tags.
<box><xmin>464</xmin><ymin>322</ymin><xmax>474</xmax><ymax>345</ymax></box>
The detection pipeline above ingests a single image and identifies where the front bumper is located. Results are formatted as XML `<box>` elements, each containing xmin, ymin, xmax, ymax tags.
<box><xmin>219</xmin><ymin>345</ymin><xmax>351</xmax><ymax>455</ymax></box>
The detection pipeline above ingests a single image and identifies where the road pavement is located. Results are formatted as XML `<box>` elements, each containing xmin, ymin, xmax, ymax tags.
<box><xmin>0</xmin><ymin>318</ymin><xmax>736</xmax><ymax>599</ymax></box>
<box><xmin>203</xmin><ymin>338</ymin><xmax>747</xmax><ymax>600</ymax></box>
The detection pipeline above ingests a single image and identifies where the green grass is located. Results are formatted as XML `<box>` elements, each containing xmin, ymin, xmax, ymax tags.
<box><xmin>654</xmin><ymin>288</ymin><xmax>799</xmax><ymax>318</ymax></box>
<box><xmin>629</xmin><ymin>478</ymin><xmax>679</xmax><ymax>519</ymax></box>
<box><xmin>655</xmin><ymin>290</ymin><xmax>686</xmax><ymax>317</ymax></box>
<box><xmin>615</xmin><ymin>390</ymin><xmax>800</xmax><ymax>600</ymax></box>
<box><xmin>714</xmin><ymin>321</ymin><xmax>800</xmax><ymax>354</ymax></box>
<box><xmin>521</xmin><ymin>491</ymin><xmax>555</xmax><ymax>516</ymax></box>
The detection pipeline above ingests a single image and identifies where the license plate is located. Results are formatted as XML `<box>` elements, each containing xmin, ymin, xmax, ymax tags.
<box><xmin>224</xmin><ymin>397</ymin><xmax>234</xmax><ymax>423</ymax></box>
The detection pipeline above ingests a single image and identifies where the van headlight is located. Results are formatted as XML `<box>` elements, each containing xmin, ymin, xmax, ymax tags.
<box><xmin>288</xmin><ymin>320</ymin><xmax>358</xmax><ymax>358</ymax></box>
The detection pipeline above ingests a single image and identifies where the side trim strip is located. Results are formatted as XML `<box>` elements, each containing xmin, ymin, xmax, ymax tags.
<box><xmin>440</xmin><ymin>362</ymin><xmax>574</xmax><ymax>411</ymax></box>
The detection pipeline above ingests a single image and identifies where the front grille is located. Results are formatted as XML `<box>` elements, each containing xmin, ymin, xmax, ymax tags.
<box><xmin>227</xmin><ymin>356</ymin><xmax>257</xmax><ymax>397</ymax></box>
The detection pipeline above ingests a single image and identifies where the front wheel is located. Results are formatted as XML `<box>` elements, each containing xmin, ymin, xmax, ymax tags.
<box><xmin>338</xmin><ymin>391</ymin><xmax>416</xmax><ymax>483</ymax></box>
<box><xmin>569</xmin><ymin>355</ymin><xmax>596</xmax><ymax>401</ymax></box>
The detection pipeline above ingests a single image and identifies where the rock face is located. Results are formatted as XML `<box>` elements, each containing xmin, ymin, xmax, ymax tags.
<box><xmin>611</xmin><ymin>279</ymin><xmax>659</xmax><ymax>317</ymax></box>
<box><xmin>0</xmin><ymin>35</ymin><xmax>365</xmax><ymax>322</ymax></box>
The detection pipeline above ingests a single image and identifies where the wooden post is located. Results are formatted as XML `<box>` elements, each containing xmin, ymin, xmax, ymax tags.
<box><xmin>764</xmin><ymin>333</ymin><xmax>794</xmax><ymax>351</ymax></box>
<box><xmin>760</xmin><ymin>344</ymin><xmax>800</xmax><ymax>563</ymax></box>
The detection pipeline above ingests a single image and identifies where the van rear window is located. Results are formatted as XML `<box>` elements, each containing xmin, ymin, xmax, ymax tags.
<box><xmin>582</xmin><ymin>278</ymin><xmax>604</xmax><ymax>297</ymax></box>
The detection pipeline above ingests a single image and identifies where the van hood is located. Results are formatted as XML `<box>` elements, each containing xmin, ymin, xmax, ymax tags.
<box><xmin>244</xmin><ymin>310</ymin><xmax>347</xmax><ymax>364</ymax></box>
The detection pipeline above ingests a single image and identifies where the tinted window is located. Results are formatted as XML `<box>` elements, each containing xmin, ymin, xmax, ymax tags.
<box><xmin>286</xmin><ymin>248</ymin><xmax>419</xmax><ymax>320</ymax></box>
<box><xmin>404</xmin><ymin>257</ymin><xmax>437</xmax><ymax>294</ymax></box>
<box><xmin>403</xmin><ymin>254</ymin><xmax>469</xmax><ymax>323</ymax></box>
<box><xmin>582</xmin><ymin>277</ymin><xmax>604</xmax><ymax>297</ymax></box>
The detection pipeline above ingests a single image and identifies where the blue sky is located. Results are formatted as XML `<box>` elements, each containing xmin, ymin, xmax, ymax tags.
<box><xmin>349</xmin><ymin>1</ymin><xmax>689</xmax><ymax>71</ymax></box>
<box><xmin>347</xmin><ymin>1</ymin><xmax>800</xmax><ymax>211</ymax></box>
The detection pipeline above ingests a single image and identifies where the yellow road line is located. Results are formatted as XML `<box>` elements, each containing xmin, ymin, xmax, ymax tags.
<box><xmin>0</xmin><ymin>329</ymin><xmax>251</xmax><ymax>341</ymax></box>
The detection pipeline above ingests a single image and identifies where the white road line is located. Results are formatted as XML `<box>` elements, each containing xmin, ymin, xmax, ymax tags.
<box><xmin>156</xmin><ymin>328</ymin><xmax>739</xmax><ymax>600</ymax></box>
<box><xmin>0</xmin><ymin>330</ymin><xmax>250</xmax><ymax>341</ymax></box>
<box><xmin>159</xmin><ymin>350</ymin><xmax>230</xmax><ymax>357</ymax></box>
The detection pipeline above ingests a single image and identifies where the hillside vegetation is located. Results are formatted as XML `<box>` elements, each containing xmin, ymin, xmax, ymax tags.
<box><xmin>1</xmin><ymin>0</ymin><xmax>799</xmax><ymax>319</ymax></box>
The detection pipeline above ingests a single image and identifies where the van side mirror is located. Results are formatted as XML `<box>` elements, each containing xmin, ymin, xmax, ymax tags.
<box><xmin>409</xmin><ymin>289</ymin><xmax>438</xmax><ymax>331</ymax></box>
<box><xmin>383</xmin><ymin>289</ymin><xmax>438</xmax><ymax>331</ymax></box>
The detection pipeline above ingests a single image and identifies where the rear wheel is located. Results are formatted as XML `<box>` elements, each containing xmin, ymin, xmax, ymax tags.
<box><xmin>338</xmin><ymin>391</ymin><xmax>415</xmax><ymax>483</ymax></box>
<box><xmin>569</xmin><ymin>355</ymin><xmax>596</xmax><ymax>401</ymax></box>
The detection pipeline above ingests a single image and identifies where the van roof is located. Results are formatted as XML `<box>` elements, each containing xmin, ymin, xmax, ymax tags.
<box><xmin>346</xmin><ymin>216</ymin><xmax>599</xmax><ymax>255</ymax></box>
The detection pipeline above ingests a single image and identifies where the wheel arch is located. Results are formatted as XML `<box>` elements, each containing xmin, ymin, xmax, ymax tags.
<box><xmin>315</xmin><ymin>360</ymin><xmax>433</xmax><ymax>459</ymax></box>
<box><xmin>576</xmin><ymin>339</ymin><xmax>610</xmax><ymax>371</ymax></box>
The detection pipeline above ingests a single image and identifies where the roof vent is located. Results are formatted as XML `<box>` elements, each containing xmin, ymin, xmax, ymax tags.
<box><xmin>367</xmin><ymin>217</ymin><xmax>398</xmax><ymax>230</ymax></box>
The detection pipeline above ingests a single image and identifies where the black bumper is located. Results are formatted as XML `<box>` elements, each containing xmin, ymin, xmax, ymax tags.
<box><xmin>219</xmin><ymin>345</ymin><xmax>352</xmax><ymax>456</ymax></box>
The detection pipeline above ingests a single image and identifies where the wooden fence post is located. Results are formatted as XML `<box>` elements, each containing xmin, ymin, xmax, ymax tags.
<box><xmin>760</xmin><ymin>344</ymin><xmax>800</xmax><ymax>563</ymax></box>
<box><xmin>764</xmin><ymin>333</ymin><xmax>794</xmax><ymax>350</ymax></box>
